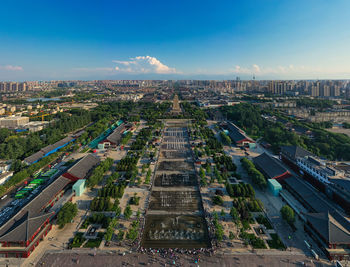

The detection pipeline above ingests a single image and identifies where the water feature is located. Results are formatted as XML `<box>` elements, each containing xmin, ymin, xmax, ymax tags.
<box><xmin>27</xmin><ymin>97</ymin><xmax>61</xmax><ymax>102</ymax></box>
<box><xmin>141</xmin><ymin>121</ymin><xmax>210</xmax><ymax>249</ymax></box>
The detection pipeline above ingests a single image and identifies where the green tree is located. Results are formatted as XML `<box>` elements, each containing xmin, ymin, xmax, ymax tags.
<box><xmin>57</xmin><ymin>202</ymin><xmax>78</xmax><ymax>228</ymax></box>
<box><xmin>280</xmin><ymin>205</ymin><xmax>295</xmax><ymax>225</ymax></box>
<box><xmin>117</xmin><ymin>230</ymin><xmax>124</xmax><ymax>241</ymax></box>
<box><xmin>229</xmin><ymin>231</ymin><xmax>235</xmax><ymax>240</ymax></box>
<box><xmin>220</xmin><ymin>209</ymin><xmax>225</xmax><ymax>217</ymax></box>
<box><xmin>230</xmin><ymin>207</ymin><xmax>239</xmax><ymax>223</ymax></box>
<box><xmin>124</xmin><ymin>204</ymin><xmax>132</xmax><ymax>219</ymax></box>
<box><xmin>220</xmin><ymin>131</ymin><xmax>232</xmax><ymax>145</ymax></box>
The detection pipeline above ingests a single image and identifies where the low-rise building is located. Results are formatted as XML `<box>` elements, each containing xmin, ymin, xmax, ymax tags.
<box><xmin>23</xmin><ymin>135</ymin><xmax>76</xmax><ymax>165</ymax></box>
<box><xmin>0</xmin><ymin>171</ymin><xmax>13</xmax><ymax>185</ymax></box>
<box><xmin>62</xmin><ymin>154</ymin><xmax>100</xmax><ymax>182</ymax></box>
<box><xmin>253</xmin><ymin>152</ymin><xmax>292</xmax><ymax>181</ymax></box>
<box><xmin>0</xmin><ymin>176</ymin><xmax>71</xmax><ymax>258</ymax></box>
<box><xmin>72</xmin><ymin>179</ymin><xmax>86</xmax><ymax>197</ymax></box>
<box><xmin>0</xmin><ymin>116</ymin><xmax>29</xmax><ymax>128</ymax></box>
<box><xmin>0</xmin><ymin>162</ymin><xmax>11</xmax><ymax>173</ymax></box>
<box><xmin>99</xmin><ymin>123</ymin><xmax>126</xmax><ymax>148</ymax></box>
<box><xmin>281</xmin><ymin>145</ymin><xmax>350</xmax><ymax>215</ymax></box>
<box><xmin>283</xmin><ymin>176</ymin><xmax>350</xmax><ymax>261</ymax></box>
<box><xmin>226</xmin><ymin>121</ymin><xmax>255</xmax><ymax>146</ymax></box>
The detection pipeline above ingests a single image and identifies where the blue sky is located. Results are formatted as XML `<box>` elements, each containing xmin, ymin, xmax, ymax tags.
<box><xmin>0</xmin><ymin>0</ymin><xmax>350</xmax><ymax>80</ymax></box>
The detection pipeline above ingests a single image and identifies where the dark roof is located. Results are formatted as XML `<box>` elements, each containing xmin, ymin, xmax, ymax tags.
<box><xmin>41</xmin><ymin>136</ymin><xmax>74</xmax><ymax>154</ymax></box>
<box><xmin>73</xmin><ymin>130</ymin><xmax>85</xmax><ymax>138</ymax></box>
<box><xmin>0</xmin><ymin>176</ymin><xmax>70</xmax><ymax>242</ymax></box>
<box><xmin>66</xmin><ymin>154</ymin><xmax>100</xmax><ymax>179</ymax></box>
<box><xmin>253</xmin><ymin>153</ymin><xmax>289</xmax><ymax>179</ymax></box>
<box><xmin>24</xmin><ymin>151</ymin><xmax>44</xmax><ymax>165</ymax></box>
<box><xmin>284</xmin><ymin>176</ymin><xmax>333</xmax><ymax>213</ymax></box>
<box><xmin>306</xmin><ymin>211</ymin><xmax>350</xmax><ymax>244</ymax></box>
<box><xmin>281</xmin><ymin>145</ymin><xmax>314</xmax><ymax>160</ymax></box>
<box><xmin>330</xmin><ymin>178</ymin><xmax>350</xmax><ymax>193</ymax></box>
<box><xmin>23</xmin><ymin>135</ymin><xmax>75</xmax><ymax>164</ymax></box>
<box><xmin>284</xmin><ymin>176</ymin><xmax>350</xmax><ymax>244</ymax></box>
<box><xmin>106</xmin><ymin>124</ymin><xmax>125</xmax><ymax>144</ymax></box>
<box><xmin>26</xmin><ymin>176</ymin><xmax>71</xmax><ymax>214</ymax></box>
<box><xmin>0</xmin><ymin>212</ymin><xmax>53</xmax><ymax>242</ymax></box>
<box><xmin>227</xmin><ymin>122</ymin><xmax>253</xmax><ymax>143</ymax></box>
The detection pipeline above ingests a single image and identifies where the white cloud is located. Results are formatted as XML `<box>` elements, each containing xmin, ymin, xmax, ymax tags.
<box><xmin>0</xmin><ymin>65</ymin><xmax>23</xmax><ymax>71</ymax></box>
<box><xmin>113</xmin><ymin>56</ymin><xmax>178</xmax><ymax>74</ymax></box>
<box><xmin>252</xmin><ymin>64</ymin><xmax>261</xmax><ymax>73</ymax></box>
<box><xmin>230</xmin><ymin>65</ymin><xmax>254</xmax><ymax>74</ymax></box>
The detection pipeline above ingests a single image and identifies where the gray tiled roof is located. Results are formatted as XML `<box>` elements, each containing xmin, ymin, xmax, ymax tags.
<box><xmin>41</xmin><ymin>136</ymin><xmax>74</xmax><ymax>154</ymax></box>
<box><xmin>24</xmin><ymin>135</ymin><xmax>75</xmax><ymax>164</ymax></box>
<box><xmin>66</xmin><ymin>154</ymin><xmax>100</xmax><ymax>179</ymax></box>
<box><xmin>285</xmin><ymin>176</ymin><xmax>350</xmax><ymax>244</ymax></box>
<box><xmin>0</xmin><ymin>176</ymin><xmax>70</xmax><ymax>242</ymax></box>
<box><xmin>281</xmin><ymin>145</ymin><xmax>314</xmax><ymax>160</ymax></box>
<box><xmin>227</xmin><ymin>122</ymin><xmax>253</xmax><ymax>143</ymax></box>
<box><xmin>253</xmin><ymin>153</ymin><xmax>289</xmax><ymax>179</ymax></box>
<box><xmin>284</xmin><ymin>176</ymin><xmax>332</xmax><ymax>213</ymax></box>
<box><xmin>306</xmin><ymin>211</ymin><xmax>350</xmax><ymax>244</ymax></box>
<box><xmin>24</xmin><ymin>151</ymin><xmax>44</xmax><ymax>164</ymax></box>
<box><xmin>0</xmin><ymin>212</ymin><xmax>53</xmax><ymax>242</ymax></box>
<box><xmin>106</xmin><ymin>124</ymin><xmax>125</xmax><ymax>144</ymax></box>
<box><xmin>330</xmin><ymin>178</ymin><xmax>350</xmax><ymax>193</ymax></box>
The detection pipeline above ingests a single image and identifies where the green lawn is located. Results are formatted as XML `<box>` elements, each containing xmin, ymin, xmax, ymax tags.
<box><xmin>267</xmin><ymin>233</ymin><xmax>286</xmax><ymax>250</ymax></box>
<box><xmin>69</xmin><ymin>232</ymin><xmax>86</xmax><ymax>248</ymax></box>
<box><xmin>256</xmin><ymin>215</ymin><xmax>273</xmax><ymax>229</ymax></box>
<box><xmin>83</xmin><ymin>238</ymin><xmax>102</xmax><ymax>248</ymax></box>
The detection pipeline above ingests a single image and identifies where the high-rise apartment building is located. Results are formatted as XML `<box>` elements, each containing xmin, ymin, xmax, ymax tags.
<box><xmin>346</xmin><ymin>88</ymin><xmax>350</xmax><ymax>99</ymax></box>
<box><xmin>331</xmin><ymin>86</ymin><xmax>340</xmax><ymax>97</ymax></box>
<box><xmin>321</xmin><ymin>85</ymin><xmax>330</xmax><ymax>97</ymax></box>
<box><xmin>0</xmin><ymin>82</ymin><xmax>27</xmax><ymax>92</ymax></box>
<box><xmin>310</xmin><ymin>85</ymin><xmax>320</xmax><ymax>97</ymax></box>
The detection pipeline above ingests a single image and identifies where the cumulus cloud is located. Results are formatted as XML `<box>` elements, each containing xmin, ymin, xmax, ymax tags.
<box><xmin>230</xmin><ymin>65</ymin><xmax>254</xmax><ymax>74</ymax></box>
<box><xmin>252</xmin><ymin>64</ymin><xmax>261</xmax><ymax>73</ymax></box>
<box><xmin>113</xmin><ymin>56</ymin><xmax>178</xmax><ymax>74</ymax></box>
<box><xmin>0</xmin><ymin>65</ymin><xmax>23</xmax><ymax>71</ymax></box>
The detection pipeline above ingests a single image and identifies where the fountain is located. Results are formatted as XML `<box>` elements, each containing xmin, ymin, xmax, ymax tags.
<box><xmin>141</xmin><ymin>123</ymin><xmax>210</xmax><ymax>249</ymax></box>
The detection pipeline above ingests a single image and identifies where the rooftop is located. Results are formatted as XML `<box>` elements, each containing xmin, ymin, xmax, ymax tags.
<box><xmin>65</xmin><ymin>154</ymin><xmax>100</xmax><ymax>180</ymax></box>
<box><xmin>284</xmin><ymin>176</ymin><xmax>350</xmax><ymax>244</ymax></box>
<box><xmin>306</xmin><ymin>211</ymin><xmax>350</xmax><ymax>244</ymax></box>
<box><xmin>0</xmin><ymin>176</ymin><xmax>71</xmax><ymax>242</ymax></box>
<box><xmin>106</xmin><ymin>123</ymin><xmax>125</xmax><ymax>144</ymax></box>
<box><xmin>226</xmin><ymin>121</ymin><xmax>254</xmax><ymax>143</ymax></box>
<box><xmin>253</xmin><ymin>152</ymin><xmax>290</xmax><ymax>179</ymax></box>
<box><xmin>281</xmin><ymin>145</ymin><xmax>314</xmax><ymax>160</ymax></box>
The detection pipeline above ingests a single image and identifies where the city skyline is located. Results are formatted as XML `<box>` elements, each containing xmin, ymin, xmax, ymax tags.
<box><xmin>1</xmin><ymin>0</ymin><xmax>350</xmax><ymax>81</ymax></box>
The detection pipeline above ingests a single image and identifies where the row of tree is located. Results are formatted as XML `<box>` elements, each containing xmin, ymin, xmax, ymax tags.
<box><xmin>240</xmin><ymin>158</ymin><xmax>267</xmax><ymax>188</ymax></box>
<box><xmin>221</xmin><ymin>103</ymin><xmax>350</xmax><ymax>160</ymax></box>
<box><xmin>214</xmin><ymin>154</ymin><xmax>237</xmax><ymax>172</ymax></box>
<box><xmin>86</xmin><ymin>158</ymin><xmax>114</xmax><ymax>188</ymax></box>
<box><xmin>57</xmin><ymin>202</ymin><xmax>78</xmax><ymax>228</ymax></box>
<box><xmin>0</xmin><ymin>152</ymin><xmax>60</xmax><ymax>196</ymax></box>
<box><xmin>130</xmin><ymin>127</ymin><xmax>153</xmax><ymax>150</ymax></box>
<box><xmin>98</xmin><ymin>183</ymin><xmax>125</xmax><ymax>199</ymax></box>
<box><xmin>0</xmin><ymin>111</ymin><xmax>91</xmax><ymax>160</ymax></box>
<box><xmin>226</xmin><ymin>183</ymin><xmax>255</xmax><ymax>198</ymax></box>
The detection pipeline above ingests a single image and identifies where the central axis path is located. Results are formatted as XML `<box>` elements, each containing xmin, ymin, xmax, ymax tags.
<box><xmin>141</xmin><ymin>120</ymin><xmax>210</xmax><ymax>249</ymax></box>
